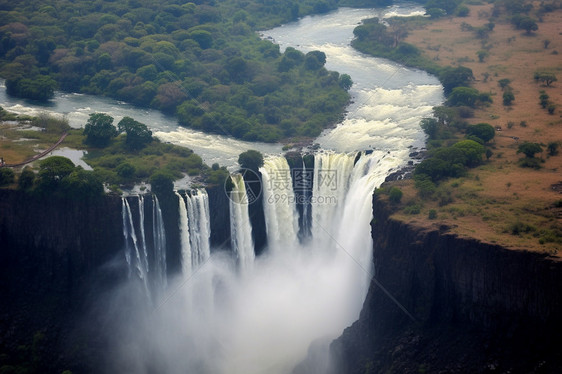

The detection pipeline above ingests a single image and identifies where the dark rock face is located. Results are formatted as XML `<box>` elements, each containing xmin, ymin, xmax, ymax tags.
<box><xmin>0</xmin><ymin>189</ymin><xmax>124</xmax><ymax>372</ymax></box>
<box><xmin>330</xmin><ymin>195</ymin><xmax>562</xmax><ymax>373</ymax></box>
<box><xmin>207</xmin><ymin>185</ymin><xmax>232</xmax><ymax>250</ymax></box>
<box><xmin>243</xmin><ymin>169</ymin><xmax>268</xmax><ymax>255</ymax></box>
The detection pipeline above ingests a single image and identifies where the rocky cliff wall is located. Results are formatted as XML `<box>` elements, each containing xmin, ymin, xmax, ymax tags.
<box><xmin>330</xmin><ymin>194</ymin><xmax>562</xmax><ymax>373</ymax></box>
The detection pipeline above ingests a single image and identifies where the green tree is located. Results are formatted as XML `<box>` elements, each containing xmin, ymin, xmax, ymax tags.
<box><xmin>238</xmin><ymin>150</ymin><xmax>264</xmax><ymax>171</ymax></box>
<box><xmin>452</xmin><ymin>139</ymin><xmax>485</xmax><ymax>166</ymax></box>
<box><xmin>61</xmin><ymin>167</ymin><xmax>104</xmax><ymax>199</ymax></box>
<box><xmin>339</xmin><ymin>74</ymin><xmax>353</xmax><ymax>91</ymax></box>
<box><xmin>534</xmin><ymin>71</ymin><xmax>557</xmax><ymax>87</ymax></box>
<box><xmin>389</xmin><ymin>187</ymin><xmax>403</xmax><ymax>203</ymax></box>
<box><xmin>498</xmin><ymin>78</ymin><xmax>511</xmax><ymax>89</ymax></box>
<box><xmin>503</xmin><ymin>91</ymin><xmax>515</xmax><ymax>106</ymax></box>
<box><xmin>420</xmin><ymin>117</ymin><xmax>439</xmax><ymax>139</ymax></box>
<box><xmin>466</xmin><ymin>123</ymin><xmax>495</xmax><ymax>143</ymax></box>
<box><xmin>517</xmin><ymin>142</ymin><xmax>543</xmax><ymax>158</ymax></box>
<box><xmin>117</xmin><ymin>116</ymin><xmax>153</xmax><ymax>149</ymax></box>
<box><xmin>447</xmin><ymin>87</ymin><xmax>480</xmax><ymax>107</ymax></box>
<box><xmin>547</xmin><ymin>142</ymin><xmax>559</xmax><ymax>156</ymax></box>
<box><xmin>439</xmin><ymin>66</ymin><xmax>474</xmax><ymax>94</ymax></box>
<box><xmin>18</xmin><ymin>166</ymin><xmax>35</xmax><ymax>190</ymax></box>
<box><xmin>0</xmin><ymin>168</ymin><xmax>15</xmax><ymax>186</ymax></box>
<box><xmin>476</xmin><ymin>50</ymin><xmax>489</xmax><ymax>63</ymax></box>
<box><xmin>37</xmin><ymin>156</ymin><xmax>75</xmax><ymax>190</ymax></box>
<box><xmin>304</xmin><ymin>50</ymin><xmax>326</xmax><ymax>70</ymax></box>
<box><xmin>84</xmin><ymin>113</ymin><xmax>118</xmax><ymax>147</ymax></box>
<box><xmin>150</xmin><ymin>171</ymin><xmax>174</xmax><ymax>196</ymax></box>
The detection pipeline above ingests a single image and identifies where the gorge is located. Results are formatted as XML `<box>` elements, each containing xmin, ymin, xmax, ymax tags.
<box><xmin>2</xmin><ymin>3</ymin><xmax>561</xmax><ymax>374</ymax></box>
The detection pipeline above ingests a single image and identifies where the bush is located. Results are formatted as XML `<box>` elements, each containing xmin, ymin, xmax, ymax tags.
<box><xmin>428</xmin><ymin>209</ymin><xmax>437</xmax><ymax>219</ymax></box>
<box><xmin>238</xmin><ymin>150</ymin><xmax>264</xmax><ymax>171</ymax></box>
<box><xmin>0</xmin><ymin>168</ymin><xmax>15</xmax><ymax>186</ymax></box>
<box><xmin>389</xmin><ymin>187</ymin><xmax>403</xmax><ymax>204</ymax></box>
<box><xmin>150</xmin><ymin>171</ymin><xmax>175</xmax><ymax>196</ymax></box>
<box><xmin>466</xmin><ymin>123</ymin><xmax>495</xmax><ymax>142</ymax></box>
<box><xmin>503</xmin><ymin>91</ymin><xmax>515</xmax><ymax>106</ymax></box>
<box><xmin>18</xmin><ymin>166</ymin><xmax>35</xmax><ymax>190</ymax></box>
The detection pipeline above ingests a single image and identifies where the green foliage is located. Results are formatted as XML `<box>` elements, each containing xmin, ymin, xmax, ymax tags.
<box><xmin>447</xmin><ymin>86</ymin><xmax>491</xmax><ymax>107</ymax></box>
<box><xmin>517</xmin><ymin>142</ymin><xmax>543</xmax><ymax>158</ymax></box>
<box><xmin>438</xmin><ymin>66</ymin><xmax>474</xmax><ymax>94</ymax></box>
<box><xmin>428</xmin><ymin>209</ymin><xmax>437</xmax><ymax>219</ymax></box>
<box><xmin>18</xmin><ymin>166</ymin><xmax>35</xmax><ymax>190</ymax></box>
<box><xmin>456</xmin><ymin>5</ymin><xmax>470</xmax><ymax>17</ymax></box>
<box><xmin>511</xmin><ymin>14</ymin><xmax>538</xmax><ymax>34</ymax></box>
<box><xmin>150</xmin><ymin>171</ymin><xmax>174</xmax><ymax>196</ymax></box>
<box><xmin>547</xmin><ymin>142</ymin><xmax>559</xmax><ymax>156</ymax></box>
<box><xmin>476</xmin><ymin>50</ymin><xmax>489</xmax><ymax>62</ymax></box>
<box><xmin>238</xmin><ymin>150</ymin><xmax>264</xmax><ymax>171</ymax></box>
<box><xmin>83</xmin><ymin>113</ymin><xmax>118</xmax><ymax>147</ymax></box>
<box><xmin>0</xmin><ymin>0</ymin><xmax>350</xmax><ymax>143</ymax></box>
<box><xmin>498</xmin><ymin>78</ymin><xmax>511</xmax><ymax>89</ymax></box>
<box><xmin>117</xmin><ymin>117</ymin><xmax>153</xmax><ymax>150</ymax></box>
<box><xmin>0</xmin><ymin>167</ymin><xmax>15</xmax><ymax>186</ymax></box>
<box><xmin>35</xmin><ymin>156</ymin><xmax>103</xmax><ymax>198</ymax></box>
<box><xmin>539</xmin><ymin>91</ymin><xmax>550</xmax><ymax>108</ymax></box>
<box><xmin>502</xmin><ymin>91</ymin><xmax>515</xmax><ymax>106</ymax></box>
<box><xmin>388</xmin><ymin>187</ymin><xmax>403</xmax><ymax>203</ymax></box>
<box><xmin>5</xmin><ymin>75</ymin><xmax>57</xmax><ymax>101</ymax></box>
<box><xmin>534</xmin><ymin>71</ymin><xmax>558</xmax><ymax>87</ymax></box>
<box><xmin>38</xmin><ymin>156</ymin><xmax>76</xmax><ymax>189</ymax></box>
<box><xmin>466</xmin><ymin>123</ymin><xmax>495</xmax><ymax>143</ymax></box>
<box><xmin>420</xmin><ymin>117</ymin><xmax>439</xmax><ymax>139</ymax></box>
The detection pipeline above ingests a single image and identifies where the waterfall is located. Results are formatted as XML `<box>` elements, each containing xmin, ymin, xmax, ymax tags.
<box><xmin>121</xmin><ymin>197</ymin><xmax>150</xmax><ymax>299</ymax></box>
<box><xmin>187</xmin><ymin>189</ymin><xmax>211</xmax><ymax>268</ymax></box>
<box><xmin>229</xmin><ymin>173</ymin><xmax>255</xmax><ymax>271</ymax></box>
<box><xmin>152</xmin><ymin>195</ymin><xmax>167</xmax><ymax>291</ymax></box>
<box><xmin>311</xmin><ymin>152</ymin><xmax>356</xmax><ymax>247</ymax></box>
<box><xmin>176</xmin><ymin>192</ymin><xmax>192</xmax><ymax>277</ymax></box>
<box><xmin>138</xmin><ymin>195</ymin><xmax>149</xmax><ymax>277</ymax></box>
<box><xmin>259</xmin><ymin>156</ymin><xmax>299</xmax><ymax>251</ymax></box>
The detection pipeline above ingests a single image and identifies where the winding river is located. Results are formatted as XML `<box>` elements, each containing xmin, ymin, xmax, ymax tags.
<box><xmin>0</xmin><ymin>4</ymin><xmax>442</xmax><ymax>171</ymax></box>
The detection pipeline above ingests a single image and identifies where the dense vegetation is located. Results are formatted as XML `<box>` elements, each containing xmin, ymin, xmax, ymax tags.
<box><xmin>0</xmin><ymin>0</ymin><xmax>373</xmax><ymax>142</ymax></box>
<box><xmin>0</xmin><ymin>112</ymin><xmax>230</xmax><ymax>194</ymax></box>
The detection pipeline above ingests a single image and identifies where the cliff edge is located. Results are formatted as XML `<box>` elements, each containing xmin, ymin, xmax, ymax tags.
<box><xmin>330</xmin><ymin>194</ymin><xmax>562</xmax><ymax>373</ymax></box>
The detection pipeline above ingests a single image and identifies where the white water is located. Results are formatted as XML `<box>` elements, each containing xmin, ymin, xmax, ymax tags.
<box><xmin>121</xmin><ymin>197</ymin><xmax>151</xmax><ymax>300</ymax></box>
<box><xmin>104</xmin><ymin>4</ymin><xmax>444</xmax><ymax>374</ymax></box>
<box><xmin>153</xmin><ymin>195</ymin><xmax>167</xmax><ymax>292</ymax></box>
<box><xmin>176</xmin><ymin>192</ymin><xmax>193</xmax><ymax>277</ymax></box>
<box><xmin>259</xmin><ymin>157</ymin><xmax>300</xmax><ymax>252</ymax></box>
<box><xmin>229</xmin><ymin>174</ymin><xmax>255</xmax><ymax>271</ymax></box>
<box><xmin>186</xmin><ymin>189</ymin><xmax>211</xmax><ymax>268</ymax></box>
<box><xmin>311</xmin><ymin>152</ymin><xmax>356</xmax><ymax>248</ymax></box>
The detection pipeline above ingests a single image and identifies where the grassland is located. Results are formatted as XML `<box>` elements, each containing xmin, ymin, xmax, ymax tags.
<box><xmin>379</xmin><ymin>2</ymin><xmax>562</xmax><ymax>255</ymax></box>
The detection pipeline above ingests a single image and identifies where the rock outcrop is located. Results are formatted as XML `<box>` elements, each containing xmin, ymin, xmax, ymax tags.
<box><xmin>330</xmin><ymin>194</ymin><xmax>562</xmax><ymax>373</ymax></box>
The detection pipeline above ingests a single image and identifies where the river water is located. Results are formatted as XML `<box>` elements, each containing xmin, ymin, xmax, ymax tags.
<box><xmin>0</xmin><ymin>4</ymin><xmax>442</xmax><ymax>170</ymax></box>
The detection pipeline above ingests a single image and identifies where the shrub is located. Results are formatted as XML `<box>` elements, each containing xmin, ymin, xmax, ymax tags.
<box><xmin>18</xmin><ymin>166</ymin><xmax>35</xmax><ymax>190</ymax></box>
<box><xmin>0</xmin><ymin>168</ymin><xmax>15</xmax><ymax>186</ymax></box>
<box><xmin>238</xmin><ymin>150</ymin><xmax>264</xmax><ymax>171</ymax></box>
<box><xmin>503</xmin><ymin>91</ymin><xmax>515</xmax><ymax>106</ymax></box>
<box><xmin>428</xmin><ymin>209</ymin><xmax>437</xmax><ymax>219</ymax></box>
<box><xmin>389</xmin><ymin>187</ymin><xmax>403</xmax><ymax>204</ymax></box>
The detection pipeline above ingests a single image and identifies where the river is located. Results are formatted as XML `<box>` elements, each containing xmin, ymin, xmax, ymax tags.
<box><xmin>0</xmin><ymin>4</ymin><xmax>442</xmax><ymax>171</ymax></box>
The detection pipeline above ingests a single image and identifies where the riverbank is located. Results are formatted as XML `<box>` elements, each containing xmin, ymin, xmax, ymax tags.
<box><xmin>361</xmin><ymin>3</ymin><xmax>561</xmax><ymax>254</ymax></box>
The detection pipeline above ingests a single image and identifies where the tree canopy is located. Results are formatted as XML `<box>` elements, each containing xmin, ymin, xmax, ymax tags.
<box><xmin>0</xmin><ymin>0</ymin><xmax>354</xmax><ymax>142</ymax></box>
<box><xmin>84</xmin><ymin>113</ymin><xmax>118</xmax><ymax>147</ymax></box>
<box><xmin>118</xmin><ymin>116</ymin><xmax>153</xmax><ymax>150</ymax></box>
<box><xmin>238</xmin><ymin>150</ymin><xmax>264</xmax><ymax>172</ymax></box>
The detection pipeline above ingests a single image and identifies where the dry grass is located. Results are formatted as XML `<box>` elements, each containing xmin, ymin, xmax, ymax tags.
<box><xmin>391</xmin><ymin>3</ymin><xmax>562</xmax><ymax>256</ymax></box>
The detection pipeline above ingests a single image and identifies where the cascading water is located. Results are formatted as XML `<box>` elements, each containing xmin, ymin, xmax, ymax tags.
<box><xmin>176</xmin><ymin>191</ymin><xmax>193</xmax><ymax>277</ymax></box>
<box><xmin>106</xmin><ymin>5</ymin><xmax>444</xmax><ymax>373</ymax></box>
<box><xmin>259</xmin><ymin>157</ymin><xmax>299</xmax><ymax>251</ymax></box>
<box><xmin>121</xmin><ymin>197</ymin><xmax>150</xmax><ymax>300</ymax></box>
<box><xmin>153</xmin><ymin>195</ymin><xmax>167</xmax><ymax>292</ymax></box>
<box><xmin>187</xmin><ymin>190</ymin><xmax>211</xmax><ymax>268</ymax></box>
<box><xmin>311</xmin><ymin>152</ymin><xmax>356</xmax><ymax>247</ymax></box>
<box><xmin>229</xmin><ymin>174</ymin><xmax>255</xmax><ymax>271</ymax></box>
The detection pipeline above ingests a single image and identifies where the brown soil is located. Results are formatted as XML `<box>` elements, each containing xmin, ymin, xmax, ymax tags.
<box><xmin>393</xmin><ymin>3</ymin><xmax>562</xmax><ymax>255</ymax></box>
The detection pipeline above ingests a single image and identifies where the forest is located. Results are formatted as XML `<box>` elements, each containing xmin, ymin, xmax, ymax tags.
<box><xmin>0</xmin><ymin>0</ymin><xmax>404</xmax><ymax>142</ymax></box>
